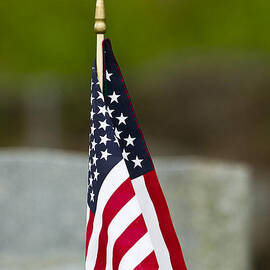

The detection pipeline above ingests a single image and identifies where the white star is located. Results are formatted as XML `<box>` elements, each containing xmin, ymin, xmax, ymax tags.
<box><xmin>108</xmin><ymin>92</ymin><xmax>120</xmax><ymax>104</ymax></box>
<box><xmin>107</xmin><ymin>107</ymin><xmax>114</xmax><ymax>118</ymax></box>
<box><xmin>100</xmin><ymin>134</ymin><xmax>111</xmax><ymax>146</ymax></box>
<box><xmin>91</xmin><ymin>139</ymin><xmax>97</xmax><ymax>150</ymax></box>
<box><xmin>124</xmin><ymin>135</ymin><xmax>136</xmax><ymax>146</ymax></box>
<box><xmin>89</xmin><ymin>176</ymin><xmax>94</xmax><ymax>187</ymax></box>
<box><xmin>88</xmin><ymin>160</ymin><xmax>92</xmax><ymax>169</ymax></box>
<box><xmin>94</xmin><ymin>169</ymin><xmax>100</xmax><ymax>180</ymax></box>
<box><xmin>116</xmin><ymin>113</ymin><xmax>128</xmax><ymax>125</ymax></box>
<box><xmin>115</xmin><ymin>128</ymin><xmax>122</xmax><ymax>139</ymax></box>
<box><xmin>90</xmin><ymin>190</ymin><xmax>95</xmax><ymax>201</ymax></box>
<box><xmin>106</xmin><ymin>70</ymin><xmax>113</xmax><ymax>81</ymax></box>
<box><xmin>92</xmin><ymin>154</ymin><xmax>98</xmax><ymax>166</ymax></box>
<box><xmin>91</xmin><ymin>124</ymin><xmax>96</xmax><ymax>135</ymax></box>
<box><xmin>97</xmin><ymin>91</ymin><xmax>104</xmax><ymax>101</ymax></box>
<box><xmin>101</xmin><ymin>149</ymin><xmax>112</xmax><ymax>161</ymax></box>
<box><xmin>132</xmin><ymin>156</ymin><xmax>143</xmax><ymax>168</ymax></box>
<box><xmin>98</xmin><ymin>106</ymin><xmax>107</xmax><ymax>116</ymax></box>
<box><xmin>99</xmin><ymin>119</ymin><xmax>109</xmax><ymax>131</ymax></box>
<box><xmin>114</xmin><ymin>136</ymin><xmax>120</xmax><ymax>146</ymax></box>
<box><xmin>91</xmin><ymin>95</ymin><xmax>94</xmax><ymax>104</ymax></box>
<box><xmin>90</xmin><ymin>109</ymin><xmax>94</xmax><ymax>120</ymax></box>
<box><xmin>122</xmin><ymin>149</ymin><xmax>130</xmax><ymax>160</ymax></box>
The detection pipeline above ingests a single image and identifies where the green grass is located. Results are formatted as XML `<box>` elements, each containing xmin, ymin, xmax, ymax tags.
<box><xmin>0</xmin><ymin>0</ymin><xmax>270</xmax><ymax>75</ymax></box>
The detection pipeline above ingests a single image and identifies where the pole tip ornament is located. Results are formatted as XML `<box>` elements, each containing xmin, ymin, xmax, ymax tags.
<box><xmin>94</xmin><ymin>0</ymin><xmax>106</xmax><ymax>34</ymax></box>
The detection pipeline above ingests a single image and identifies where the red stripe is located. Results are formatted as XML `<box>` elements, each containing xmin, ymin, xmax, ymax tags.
<box><xmin>144</xmin><ymin>170</ymin><xmax>187</xmax><ymax>270</ymax></box>
<box><xmin>85</xmin><ymin>210</ymin><xmax>95</xmax><ymax>259</ymax></box>
<box><xmin>112</xmin><ymin>214</ymin><xmax>149</xmax><ymax>270</ymax></box>
<box><xmin>94</xmin><ymin>178</ymin><xmax>135</xmax><ymax>270</ymax></box>
<box><xmin>134</xmin><ymin>251</ymin><xmax>159</xmax><ymax>270</ymax></box>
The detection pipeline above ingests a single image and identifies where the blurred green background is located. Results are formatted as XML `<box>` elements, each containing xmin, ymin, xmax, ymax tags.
<box><xmin>2</xmin><ymin>0</ymin><xmax>270</xmax><ymax>73</ymax></box>
<box><xmin>1</xmin><ymin>0</ymin><xmax>270</xmax><ymax>269</ymax></box>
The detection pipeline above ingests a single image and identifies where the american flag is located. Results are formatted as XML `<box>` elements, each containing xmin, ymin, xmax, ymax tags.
<box><xmin>85</xmin><ymin>39</ymin><xmax>187</xmax><ymax>270</ymax></box>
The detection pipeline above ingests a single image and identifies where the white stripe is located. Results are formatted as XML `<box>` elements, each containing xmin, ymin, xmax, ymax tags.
<box><xmin>105</xmin><ymin>196</ymin><xmax>142</xmax><ymax>270</ymax></box>
<box><xmin>118</xmin><ymin>233</ymin><xmax>154</xmax><ymax>270</ymax></box>
<box><xmin>86</xmin><ymin>205</ymin><xmax>90</xmax><ymax>228</ymax></box>
<box><xmin>132</xmin><ymin>176</ymin><xmax>173</xmax><ymax>270</ymax></box>
<box><xmin>85</xmin><ymin>160</ymin><xmax>129</xmax><ymax>270</ymax></box>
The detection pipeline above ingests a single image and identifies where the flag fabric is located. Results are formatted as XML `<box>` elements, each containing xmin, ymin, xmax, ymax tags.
<box><xmin>85</xmin><ymin>39</ymin><xmax>187</xmax><ymax>270</ymax></box>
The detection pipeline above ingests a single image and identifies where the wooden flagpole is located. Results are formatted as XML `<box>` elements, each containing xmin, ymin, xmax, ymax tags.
<box><xmin>94</xmin><ymin>0</ymin><xmax>106</xmax><ymax>91</ymax></box>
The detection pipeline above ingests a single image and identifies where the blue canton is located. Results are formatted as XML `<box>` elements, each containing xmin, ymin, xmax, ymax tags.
<box><xmin>103</xmin><ymin>39</ymin><xmax>153</xmax><ymax>180</ymax></box>
<box><xmin>88</xmin><ymin>63</ymin><xmax>122</xmax><ymax>213</ymax></box>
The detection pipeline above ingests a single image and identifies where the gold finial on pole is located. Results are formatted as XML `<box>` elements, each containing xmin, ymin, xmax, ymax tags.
<box><xmin>94</xmin><ymin>0</ymin><xmax>106</xmax><ymax>90</ymax></box>
<box><xmin>94</xmin><ymin>0</ymin><xmax>106</xmax><ymax>34</ymax></box>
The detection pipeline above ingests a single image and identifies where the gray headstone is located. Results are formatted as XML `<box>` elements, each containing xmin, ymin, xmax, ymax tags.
<box><xmin>0</xmin><ymin>149</ymin><xmax>250</xmax><ymax>270</ymax></box>
<box><xmin>155</xmin><ymin>158</ymin><xmax>251</xmax><ymax>270</ymax></box>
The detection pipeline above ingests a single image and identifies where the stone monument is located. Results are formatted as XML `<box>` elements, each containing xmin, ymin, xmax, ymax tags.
<box><xmin>0</xmin><ymin>149</ymin><xmax>250</xmax><ymax>269</ymax></box>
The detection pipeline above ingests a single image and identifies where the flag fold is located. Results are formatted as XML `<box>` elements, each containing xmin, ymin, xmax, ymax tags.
<box><xmin>86</xmin><ymin>39</ymin><xmax>187</xmax><ymax>270</ymax></box>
